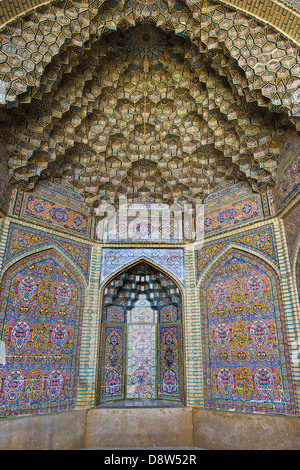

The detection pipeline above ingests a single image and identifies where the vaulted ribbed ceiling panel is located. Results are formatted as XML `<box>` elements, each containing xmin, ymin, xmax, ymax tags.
<box><xmin>0</xmin><ymin>0</ymin><xmax>299</xmax><ymax>209</ymax></box>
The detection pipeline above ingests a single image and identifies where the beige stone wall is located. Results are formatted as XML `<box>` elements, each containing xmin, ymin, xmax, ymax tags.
<box><xmin>0</xmin><ymin>410</ymin><xmax>87</xmax><ymax>450</ymax></box>
<box><xmin>85</xmin><ymin>408</ymin><xmax>194</xmax><ymax>449</ymax></box>
<box><xmin>193</xmin><ymin>408</ymin><xmax>300</xmax><ymax>450</ymax></box>
<box><xmin>0</xmin><ymin>408</ymin><xmax>299</xmax><ymax>450</ymax></box>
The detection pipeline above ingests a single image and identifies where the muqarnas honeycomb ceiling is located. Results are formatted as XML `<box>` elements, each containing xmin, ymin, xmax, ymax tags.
<box><xmin>0</xmin><ymin>0</ymin><xmax>300</xmax><ymax>211</ymax></box>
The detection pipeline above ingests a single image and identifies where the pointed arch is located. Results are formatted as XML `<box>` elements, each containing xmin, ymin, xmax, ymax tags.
<box><xmin>100</xmin><ymin>255</ymin><xmax>185</xmax><ymax>298</ymax></box>
<box><xmin>196</xmin><ymin>241</ymin><xmax>281</xmax><ymax>289</ymax></box>
<box><xmin>198</xmin><ymin>244</ymin><xmax>296</xmax><ymax>415</ymax></box>
<box><xmin>1</xmin><ymin>242</ymin><xmax>89</xmax><ymax>288</ymax></box>
<box><xmin>0</xmin><ymin>247</ymin><xmax>86</xmax><ymax>417</ymax></box>
<box><xmin>97</xmin><ymin>258</ymin><xmax>185</xmax><ymax>405</ymax></box>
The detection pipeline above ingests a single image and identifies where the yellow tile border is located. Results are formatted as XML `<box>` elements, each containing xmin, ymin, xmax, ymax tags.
<box><xmin>218</xmin><ymin>0</ymin><xmax>300</xmax><ymax>45</ymax></box>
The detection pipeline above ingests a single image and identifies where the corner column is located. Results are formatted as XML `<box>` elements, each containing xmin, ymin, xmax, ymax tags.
<box><xmin>76</xmin><ymin>244</ymin><xmax>102</xmax><ymax>409</ymax></box>
<box><xmin>184</xmin><ymin>244</ymin><xmax>204</xmax><ymax>407</ymax></box>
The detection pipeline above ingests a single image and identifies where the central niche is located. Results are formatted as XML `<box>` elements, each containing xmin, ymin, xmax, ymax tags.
<box><xmin>126</xmin><ymin>294</ymin><xmax>157</xmax><ymax>399</ymax></box>
<box><xmin>98</xmin><ymin>261</ymin><xmax>183</xmax><ymax>405</ymax></box>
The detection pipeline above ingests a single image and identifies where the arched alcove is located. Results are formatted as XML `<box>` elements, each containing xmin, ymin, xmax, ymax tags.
<box><xmin>97</xmin><ymin>261</ymin><xmax>184</xmax><ymax>406</ymax></box>
<box><xmin>199</xmin><ymin>247</ymin><xmax>296</xmax><ymax>416</ymax></box>
<box><xmin>0</xmin><ymin>248</ymin><xmax>85</xmax><ymax>417</ymax></box>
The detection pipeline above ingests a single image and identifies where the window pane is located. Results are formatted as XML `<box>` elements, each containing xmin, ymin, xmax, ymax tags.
<box><xmin>128</xmin><ymin>294</ymin><xmax>157</xmax><ymax>323</ymax></box>
<box><xmin>126</xmin><ymin>324</ymin><xmax>156</xmax><ymax>399</ymax></box>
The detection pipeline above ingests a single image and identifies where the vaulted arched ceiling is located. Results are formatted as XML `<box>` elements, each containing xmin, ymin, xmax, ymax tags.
<box><xmin>0</xmin><ymin>0</ymin><xmax>299</xmax><ymax>210</ymax></box>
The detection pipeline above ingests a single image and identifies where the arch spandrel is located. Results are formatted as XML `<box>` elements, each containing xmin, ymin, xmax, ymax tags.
<box><xmin>196</xmin><ymin>240</ymin><xmax>282</xmax><ymax>288</ymax></box>
<box><xmin>99</xmin><ymin>249</ymin><xmax>185</xmax><ymax>290</ymax></box>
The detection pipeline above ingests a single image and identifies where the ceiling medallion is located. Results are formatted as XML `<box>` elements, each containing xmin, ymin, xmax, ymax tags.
<box><xmin>131</xmin><ymin>24</ymin><xmax>161</xmax><ymax>49</ymax></box>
